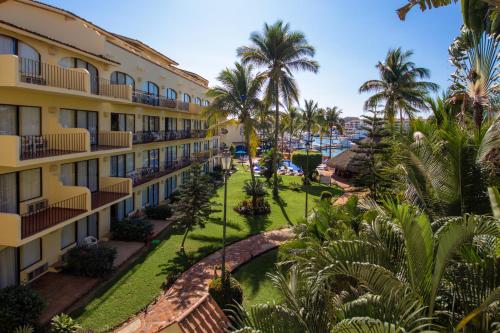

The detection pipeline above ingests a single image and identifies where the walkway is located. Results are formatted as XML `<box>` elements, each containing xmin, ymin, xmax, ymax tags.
<box><xmin>115</xmin><ymin>228</ymin><xmax>294</xmax><ymax>333</ymax></box>
<box><xmin>330</xmin><ymin>175</ymin><xmax>369</xmax><ymax>205</ymax></box>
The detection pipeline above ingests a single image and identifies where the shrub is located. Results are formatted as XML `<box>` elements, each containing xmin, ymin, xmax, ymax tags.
<box><xmin>64</xmin><ymin>245</ymin><xmax>117</xmax><ymax>277</ymax></box>
<box><xmin>50</xmin><ymin>313</ymin><xmax>81</xmax><ymax>333</ymax></box>
<box><xmin>112</xmin><ymin>218</ymin><xmax>154</xmax><ymax>242</ymax></box>
<box><xmin>291</xmin><ymin>150</ymin><xmax>322</xmax><ymax>179</ymax></box>
<box><xmin>13</xmin><ymin>325</ymin><xmax>34</xmax><ymax>333</ymax></box>
<box><xmin>243</xmin><ymin>179</ymin><xmax>267</xmax><ymax>198</ymax></box>
<box><xmin>145</xmin><ymin>205</ymin><xmax>172</xmax><ymax>220</ymax></box>
<box><xmin>0</xmin><ymin>285</ymin><xmax>45</xmax><ymax>332</ymax></box>
<box><xmin>320</xmin><ymin>191</ymin><xmax>333</xmax><ymax>202</ymax></box>
<box><xmin>208</xmin><ymin>274</ymin><xmax>243</xmax><ymax>310</ymax></box>
<box><xmin>234</xmin><ymin>198</ymin><xmax>271</xmax><ymax>216</ymax></box>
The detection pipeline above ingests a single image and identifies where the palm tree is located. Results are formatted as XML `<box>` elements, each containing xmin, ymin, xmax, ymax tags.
<box><xmin>238</xmin><ymin>20</ymin><xmax>319</xmax><ymax>197</ymax></box>
<box><xmin>323</xmin><ymin>106</ymin><xmax>343</xmax><ymax>159</ymax></box>
<box><xmin>283</xmin><ymin>106</ymin><xmax>301</xmax><ymax>154</ymax></box>
<box><xmin>448</xmin><ymin>27</ymin><xmax>499</xmax><ymax>130</ymax></box>
<box><xmin>301</xmin><ymin>99</ymin><xmax>320</xmax><ymax>147</ymax></box>
<box><xmin>204</xmin><ymin>62</ymin><xmax>263</xmax><ymax>195</ymax></box>
<box><xmin>359</xmin><ymin>48</ymin><xmax>439</xmax><ymax>131</ymax></box>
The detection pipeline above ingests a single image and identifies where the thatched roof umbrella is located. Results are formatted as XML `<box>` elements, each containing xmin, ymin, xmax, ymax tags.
<box><xmin>326</xmin><ymin>149</ymin><xmax>367</xmax><ymax>178</ymax></box>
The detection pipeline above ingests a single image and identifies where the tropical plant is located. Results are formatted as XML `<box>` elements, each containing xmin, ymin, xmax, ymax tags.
<box><xmin>111</xmin><ymin>218</ymin><xmax>154</xmax><ymax>242</ymax></box>
<box><xmin>291</xmin><ymin>150</ymin><xmax>322</xmax><ymax>179</ymax></box>
<box><xmin>0</xmin><ymin>285</ymin><xmax>45</xmax><ymax>332</ymax></box>
<box><xmin>323</xmin><ymin>106</ymin><xmax>344</xmax><ymax>159</ymax></box>
<box><xmin>168</xmin><ymin>163</ymin><xmax>215</xmax><ymax>251</ymax></box>
<box><xmin>13</xmin><ymin>325</ymin><xmax>34</xmax><ymax>333</ymax></box>
<box><xmin>50</xmin><ymin>313</ymin><xmax>81</xmax><ymax>333</ymax></box>
<box><xmin>282</xmin><ymin>106</ymin><xmax>302</xmax><ymax>154</ymax></box>
<box><xmin>238</xmin><ymin>20</ymin><xmax>319</xmax><ymax>197</ymax></box>
<box><xmin>359</xmin><ymin>47</ymin><xmax>439</xmax><ymax>130</ymax></box>
<box><xmin>64</xmin><ymin>245</ymin><xmax>117</xmax><ymax>277</ymax></box>
<box><xmin>205</xmin><ymin>62</ymin><xmax>264</xmax><ymax>204</ymax></box>
<box><xmin>259</xmin><ymin>148</ymin><xmax>283</xmax><ymax>182</ymax></box>
<box><xmin>448</xmin><ymin>27</ymin><xmax>499</xmax><ymax>129</ymax></box>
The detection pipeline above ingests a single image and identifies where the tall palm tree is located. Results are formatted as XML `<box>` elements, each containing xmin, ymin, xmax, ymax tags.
<box><xmin>323</xmin><ymin>106</ymin><xmax>344</xmax><ymax>159</ymax></box>
<box><xmin>284</xmin><ymin>106</ymin><xmax>301</xmax><ymax>153</ymax></box>
<box><xmin>238</xmin><ymin>20</ymin><xmax>319</xmax><ymax>197</ymax></box>
<box><xmin>359</xmin><ymin>48</ymin><xmax>439</xmax><ymax>131</ymax></box>
<box><xmin>448</xmin><ymin>27</ymin><xmax>499</xmax><ymax>130</ymax></box>
<box><xmin>301</xmin><ymin>99</ymin><xmax>320</xmax><ymax>147</ymax></box>
<box><xmin>204</xmin><ymin>62</ymin><xmax>263</xmax><ymax>193</ymax></box>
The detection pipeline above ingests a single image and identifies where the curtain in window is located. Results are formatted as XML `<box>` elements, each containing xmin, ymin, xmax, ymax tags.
<box><xmin>126</xmin><ymin>154</ymin><xmax>134</xmax><ymax>174</ymax></box>
<box><xmin>0</xmin><ymin>105</ymin><xmax>17</xmax><ymax>135</ymax></box>
<box><xmin>76</xmin><ymin>161</ymin><xmax>88</xmax><ymax>188</ymax></box>
<box><xmin>0</xmin><ymin>173</ymin><xmax>17</xmax><ymax>213</ymax></box>
<box><xmin>19</xmin><ymin>106</ymin><xmax>40</xmax><ymax>136</ymax></box>
<box><xmin>117</xmin><ymin>155</ymin><xmax>125</xmax><ymax>177</ymax></box>
<box><xmin>19</xmin><ymin>168</ymin><xmax>41</xmax><ymax>202</ymax></box>
<box><xmin>60</xmin><ymin>163</ymin><xmax>75</xmax><ymax>186</ymax></box>
<box><xmin>20</xmin><ymin>238</ymin><xmax>41</xmax><ymax>269</ymax></box>
<box><xmin>0</xmin><ymin>247</ymin><xmax>17</xmax><ymax>288</ymax></box>
<box><xmin>59</xmin><ymin>109</ymin><xmax>75</xmax><ymax>128</ymax></box>
<box><xmin>88</xmin><ymin>214</ymin><xmax>98</xmax><ymax>238</ymax></box>
<box><xmin>18</xmin><ymin>42</ymin><xmax>40</xmax><ymax>73</ymax></box>
<box><xmin>88</xmin><ymin>159</ymin><xmax>98</xmax><ymax>192</ymax></box>
<box><xmin>60</xmin><ymin>222</ymin><xmax>76</xmax><ymax>249</ymax></box>
<box><xmin>77</xmin><ymin>218</ymin><xmax>87</xmax><ymax>244</ymax></box>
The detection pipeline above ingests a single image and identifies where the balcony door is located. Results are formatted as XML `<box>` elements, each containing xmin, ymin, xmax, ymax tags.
<box><xmin>165</xmin><ymin>117</ymin><xmax>177</xmax><ymax>131</ymax></box>
<box><xmin>143</xmin><ymin>116</ymin><xmax>159</xmax><ymax>133</ymax></box>
<box><xmin>0</xmin><ymin>172</ymin><xmax>17</xmax><ymax>214</ymax></box>
<box><xmin>60</xmin><ymin>57</ymin><xmax>99</xmax><ymax>94</ymax></box>
<box><xmin>142</xmin><ymin>149</ymin><xmax>159</xmax><ymax>169</ymax></box>
<box><xmin>61</xmin><ymin>159</ymin><xmax>99</xmax><ymax>193</ymax></box>
<box><xmin>111</xmin><ymin>113</ymin><xmax>135</xmax><ymax>132</ymax></box>
<box><xmin>0</xmin><ymin>105</ymin><xmax>40</xmax><ymax>136</ymax></box>
<box><xmin>0</xmin><ymin>247</ymin><xmax>18</xmax><ymax>288</ymax></box>
<box><xmin>77</xmin><ymin>213</ymin><xmax>99</xmax><ymax>244</ymax></box>
<box><xmin>165</xmin><ymin>146</ymin><xmax>177</xmax><ymax>167</ymax></box>
<box><xmin>60</xmin><ymin>109</ymin><xmax>98</xmax><ymax>145</ymax></box>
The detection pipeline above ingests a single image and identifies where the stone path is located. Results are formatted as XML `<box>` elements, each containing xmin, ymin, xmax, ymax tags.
<box><xmin>330</xmin><ymin>175</ymin><xmax>369</xmax><ymax>205</ymax></box>
<box><xmin>115</xmin><ymin>228</ymin><xmax>293</xmax><ymax>333</ymax></box>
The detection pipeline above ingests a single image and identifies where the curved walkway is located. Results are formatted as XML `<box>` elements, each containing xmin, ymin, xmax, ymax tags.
<box><xmin>115</xmin><ymin>228</ymin><xmax>293</xmax><ymax>333</ymax></box>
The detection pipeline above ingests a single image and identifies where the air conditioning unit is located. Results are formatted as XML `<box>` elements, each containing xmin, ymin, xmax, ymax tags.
<box><xmin>27</xmin><ymin>262</ymin><xmax>48</xmax><ymax>281</ymax></box>
<box><xmin>26</xmin><ymin>199</ymin><xmax>48</xmax><ymax>215</ymax></box>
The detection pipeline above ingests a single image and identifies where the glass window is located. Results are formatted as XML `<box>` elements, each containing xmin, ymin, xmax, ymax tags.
<box><xmin>166</xmin><ymin>88</ymin><xmax>177</xmax><ymax>100</ymax></box>
<box><xmin>18</xmin><ymin>42</ymin><xmax>39</xmax><ymax>62</ymax></box>
<box><xmin>60</xmin><ymin>163</ymin><xmax>75</xmax><ymax>186</ymax></box>
<box><xmin>111</xmin><ymin>153</ymin><xmax>134</xmax><ymax>177</ymax></box>
<box><xmin>19</xmin><ymin>106</ymin><xmax>40</xmax><ymax>136</ymax></box>
<box><xmin>0</xmin><ymin>172</ymin><xmax>17</xmax><ymax>213</ymax></box>
<box><xmin>203</xmin><ymin>100</ymin><xmax>210</xmax><ymax>107</ymax></box>
<box><xmin>60</xmin><ymin>222</ymin><xmax>76</xmax><ymax>249</ymax></box>
<box><xmin>0</xmin><ymin>247</ymin><xmax>18</xmax><ymax>288</ymax></box>
<box><xmin>19</xmin><ymin>168</ymin><xmax>41</xmax><ymax>202</ymax></box>
<box><xmin>77</xmin><ymin>213</ymin><xmax>98</xmax><ymax>244</ymax></box>
<box><xmin>20</xmin><ymin>238</ymin><xmax>41</xmax><ymax>270</ymax></box>
<box><xmin>0</xmin><ymin>35</ymin><xmax>15</xmax><ymax>54</ymax></box>
<box><xmin>183</xmin><ymin>93</ymin><xmax>191</xmax><ymax>103</ymax></box>
<box><xmin>111</xmin><ymin>113</ymin><xmax>134</xmax><ymax>132</ymax></box>
<box><xmin>59</xmin><ymin>109</ymin><xmax>75</xmax><ymax>128</ymax></box>
<box><xmin>143</xmin><ymin>116</ymin><xmax>159</xmax><ymax>132</ymax></box>
<box><xmin>194</xmin><ymin>97</ymin><xmax>202</xmax><ymax>105</ymax></box>
<box><xmin>0</xmin><ymin>105</ymin><xmax>17</xmax><ymax>135</ymax></box>
<box><xmin>110</xmin><ymin>71</ymin><xmax>135</xmax><ymax>89</ymax></box>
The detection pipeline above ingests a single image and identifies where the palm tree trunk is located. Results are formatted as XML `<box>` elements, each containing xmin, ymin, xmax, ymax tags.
<box><xmin>289</xmin><ymin>125</ymin><xmax>293</xmax><ymax>153</ymax></box>
<box><xmin>329</xmin><ymin>127</ymin><xmax>333</xmax><ymax>160</ymax></box>
<box><xmin>281</xmin><ymin>131</ymin><xmax>285</xmax><ymax>157</ymax></box>
<box><xmin>319</xmin><ymin>133</ymin><xmax>323</xmax><ymax>156</ymax></box>
<box><xmin>272</xmin><ymin>80</ymin><xmax>280</xmax><ymax>197</ymax></box>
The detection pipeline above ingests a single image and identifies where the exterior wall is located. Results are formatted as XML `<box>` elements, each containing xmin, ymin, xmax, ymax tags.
<box><xmin>220</xmin><ymin>124</ymin><xmax>245</xmax><ymax>148</ymax></box>
<box><xmin>0</xmin><ymin>0</ymin><xmax>220</xmax><ymax>286</ymax></box>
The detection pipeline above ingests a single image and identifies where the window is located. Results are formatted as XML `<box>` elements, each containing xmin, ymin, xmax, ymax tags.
<box><xmin>142</xmin><ymin>115</ymin><xmax>159</xmax><ymax>132</ymax></box>
<box><xmin>183</xmin><ymin>93</ymin><xmax>191</xmax><ymax>103</ymax></box>
<box><xmin>111</xmin><ymin>113</ymin><xmax>135</xmax><ymax>132</ymax></box>
<box><xmin>141</xmin><ymin>183</ymin><xmax>159</xmax><ymax>208</ymax></box>
<box><xmin>0</xmin><ymin>247</ymin><xmax>18</xmax><ymax>288</ymax></box>
<box><xmin>142</xmin><ymin>149</ymin><xmax>159</xmax><ymax>169</ymax></box>
<box><xmin>61</xmin><ymin>159</ymin><xmax>99</xmax><ymax>192</ymax></box>
<box><xmin>0</xmin><ymin>35</ymin><xmax>40</xmax><ymax>73</ymax></box>
<box><xmin>204</xmin><ymin>140</ymin><xmax>210</xmax><ymax>151</ymax></box>
<box><xmin>165</xmin><ymin>117</ymin><xmax>177</xmax><ymax>131</ymax></box>
<box><xmin>76</xmin><ymin>213</ymin><xmax>98</xmax><ymax>244</ymax></box>
<box><xmin>194</xmin><ymin>142</ymin><xmax>201</xmax><ymax>153</ymax></box>
<box><xmin>142</xmin><ymin>81</ymin><xmax>159</xmax><ymax>96</ymax></box>
<box><xmin>20</xmin><ymin>238</ymin><xmax>41</xmax><ymax>270</ymax></box>
<box><xmin>181</xmin><ymin>143</ymin><xmax>190</xmax><ymax>158</ymax></box>
<box><xmin>110</xmin><ymin>71</ymin><xmax>135</xmax><ymax>89</ymax></box>
<box><xmin>164</xmin><ymin>175</ymin><xmax>177</xmax><ymax>199</ymax></box>
<box><xmin>60</xmin><ymin>222</ymin><xmax>76</xmax><ymax>249</ymax></box>
<box><xmin>183</xmin><ymin>119</ymin><xmax>191</xmax><ymax>131</ymax></box>
<box><xmin>165</xmin><ymin>146</ymin><xmax>177</xmax><ymax>166</ymax></box>
<box><xmin>60</xmin><ymin>109</ymin><xmax>98</xmax><ymax>145</ymax></box>
<box><xmin>19</xmin><ymin>168</ymin><xmax>41</xmax><ymax>202</ymax></box>
<box><xmin>110</xmin><ymin>153</ymin><xmax>135</xmax><ymax>177</ymax></box>
<box><xmin>166</xmin><ymin>88</ymin><xmax>177</xmax><ymax>100</ymax></box>
<box><xmin>59</xmin><ymin>57</ymin><xmax>99</xmax><ymax>94</ymax></box>
<box><xmin>203</xmin><ymin>100</ymin><xmax>210</xmax><ymax>107</ymax></box>
<box><xmin>0</xmin><ymin>105</ymin><xmax>41</xmax><ymax>136</ymax></box>
<box><xmin>0</xmin><ymin>172</ymin><xmax>17</xmax><ymax>213</ymax></box>
<box><xmin>181</xmin><ymin>171</ymin><xmax>189</xmax><ymax>184</ymax></box>
<box><xmin>194</xmin><ymin>97</ymin><xmax>202</xmax><ymax>105</ymax></box>
<box><xmin>111</xmin><ymin>197</ymin><xmax>134</xmax><ymax>222</ymax></box>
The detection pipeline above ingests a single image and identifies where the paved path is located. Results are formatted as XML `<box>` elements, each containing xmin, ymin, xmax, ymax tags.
<box><xmin>115</xmin><ymin>228</ymin><xmax>293</xmax><ymax>333</ymax></box>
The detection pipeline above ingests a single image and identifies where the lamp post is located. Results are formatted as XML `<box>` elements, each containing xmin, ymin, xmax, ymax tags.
<box><xmin>220</xmin><ymin>150</ymin><xmax>232</xmax><ymax>281</ymax></box>
<box><xmin>305</xmin><ymin>138</ymin><xmax>311</xmax><ymax>219</ymax></box>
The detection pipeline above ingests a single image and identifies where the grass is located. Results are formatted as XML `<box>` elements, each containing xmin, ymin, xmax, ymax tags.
<box><xmin>74</xmin><ymin>167</ymin><xmax>342</xmax><ymax>331</ymax></box>
<box><xmin>233</xmin><ymin>249</ymin><xmax>282</xmax><ymax>308</ymax></box>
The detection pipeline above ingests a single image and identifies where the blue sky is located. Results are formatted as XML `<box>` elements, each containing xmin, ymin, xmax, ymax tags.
<box><xmin>45</xmin><ymin>0</ymin><xmax>462</xmax><ymax>117</ymax></box>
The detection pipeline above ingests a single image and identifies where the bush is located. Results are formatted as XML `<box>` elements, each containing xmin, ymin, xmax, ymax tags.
<box><xmin>13</xmin><ymin>325</ymin><xmax>34</xmax><ymax>333</ymax></box>
<box><xmin>64</xmin><ymin>245</ymin><xmax>117</xmax><ymax>277</ymax></box>
<box><xmin>234</xmin><ymin>198</ymin><xmax>271</xmax><ymax>216</ymax></box>
<box><xmin>243</xmin><ymin>180</ymin><xmax>267</xmax><ymax>198</ymax></box>
<box><xmin>208</xmin><ymin>274</ymin><xmax>243</xmax><ymax>310</ymax></box>
<box><xmin>320</xmin><ymin>191</ymin><xmax>333</xmax><ymax>202</ymax></box>
<box><xmin>291</xmin><ymin>150</ymin><xmax>322</xmax><ymax>179</ymax></box>
<box><xmin>0</xmin><ymin>285</ymin><xmax>45</xmax><ymax>332</ymax></box>
<box><xmin>112</xmin><ymin>218</ymin><xmax>154</xmax><ymax>242</ymax></box>
<box><xmin>50</xmin><ymin>313</ymin><xmax>81</xmax><ymax>333</ymax></box>
<box><xmin>145</xmin><ymin>205</ymin><xmax>172</xmax><ymax>220</ymax></box>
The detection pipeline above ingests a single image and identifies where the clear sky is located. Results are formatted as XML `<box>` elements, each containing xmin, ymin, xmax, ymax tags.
<box><xmin>44</xmin><ymin>0</ymin><xmax>462</xmax><ymax>117</ymax></box>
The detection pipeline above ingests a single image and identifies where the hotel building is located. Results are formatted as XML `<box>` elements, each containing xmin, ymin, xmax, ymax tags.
<box><xmin>0</xmin><ymin>0</ymin><xmax>219</xmax><ymax>287</ymax></box>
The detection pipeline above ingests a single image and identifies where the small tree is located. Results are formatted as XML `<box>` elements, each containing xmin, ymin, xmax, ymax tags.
<box><xmin>291</xmin><ymin>150</ymin><xmax>322</xmax><ymax>179</ymax></box>
<box><xmin>169</xmin><ymin>163</ymin><xmax>214</xmax><ymax>252</ymax></box>
<box><xmin>260</xmin><ymin>149</ymin><xmax>282</xmax><ymax>182</ymax></box>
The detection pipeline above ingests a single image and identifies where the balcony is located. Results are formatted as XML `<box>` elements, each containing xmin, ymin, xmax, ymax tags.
<box><xmin>193</xmin><ymin>151</ymin><xmax>211</xmax><ymax>163</ymax></box>
<box><xmin>91</xmin><ymin>178</ymin><xmax>132</xmax><ymax>210</ymax></box>
<box><xmin>132</xmin><ymin>130</ymin><xmax>193</xmax><ymax>145</ymax></box>
<box><xmin>131</xmin><ymin>90</ymin><xmax>200</xmax><ymax>113</ymax></box>
<box><xmin>129</xmin><ymin>159</ymin><xmax>192</xmax><ymax>187</ymax></box>
<box><xmin>97</xmin><ymin>78</ymin><xmax>132</xmax><ymax>100</ymax></box>
<box><xmin>91</xmin><ymin>132</ymin><xmax>132</xmax><ymax>152</ymax></box>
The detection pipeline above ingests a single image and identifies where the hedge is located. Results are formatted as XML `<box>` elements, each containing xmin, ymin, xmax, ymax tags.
<box><xmin>291</xmin><ymin>150</ymin><xmax>322</xmax><ymax>178</ymax></box>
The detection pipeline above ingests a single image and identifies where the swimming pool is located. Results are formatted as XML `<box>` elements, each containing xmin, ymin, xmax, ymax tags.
<box><xmin>282</xmin><ymin>160</ymin><xmax>302</xmax><ymax>172</ymax></box>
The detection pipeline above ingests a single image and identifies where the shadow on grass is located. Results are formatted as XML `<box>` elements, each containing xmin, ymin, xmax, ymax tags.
<box><xmin>208</xmin><ymin>217</ymin><xmax>243</xmax><ymax>231</ymax></box>
<box><xmin>233</xmin><ymin>249</ymin><xmax>279</xmax><ymax>297</ymax></box>
<box><xmin>243</xmin><ymin>213</ymin><xmax>272</xmax><ymax>235</ymax></box>
<box><xmin>273</xmin><ymin>196</ymin><xmax>293</xmax><ymax>226</ymax></box>
<box><xmin>306</xmin><ymin>183</ymin><xmax>343</xmax><ymax>197</ymax></box>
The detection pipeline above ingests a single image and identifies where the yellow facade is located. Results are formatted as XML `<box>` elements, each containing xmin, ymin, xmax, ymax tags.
<box><xmin>0</xmin><ymin>0</ymin><xmax>219</xmax><ymax>286</ymax></box>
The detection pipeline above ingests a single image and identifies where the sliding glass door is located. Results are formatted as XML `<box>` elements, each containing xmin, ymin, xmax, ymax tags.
<box><xmin>61</xmin><ymin>159</ymin><xmax>99</xmax><ymax>193</ymax></box>
<box><xmin>60</xmin><ymin>109</ymin><xmax>98</xmax><ymax>145</ymax></box>
<box><xmin>0</xmin><ymin>105</ymin><xmax>40</xmax><ymax>136</ymax></box>
<box><xmin>0</xmin><ymin>247</ymin><xmax>18</xmax><ymax>288</ymax></box>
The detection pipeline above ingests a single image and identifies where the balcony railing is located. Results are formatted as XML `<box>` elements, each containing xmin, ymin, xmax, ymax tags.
<box><xmin>20</xmin><ymin>133</ymin><xmax>87</xmax><ymax>160</ymax></box>
<box><xmin>191</xmin><ymin>129</ymin><xmax>207</xmax><ymax>138</ymax></box>
<box><xmin>132</xmin><ymin>130</ymin><xmax>193</xmax><ymax>144</ymax></box>
<box><xmin>19</xmin><ymin>57</ymin><xmax>86</xmax><ymax>91</ymax></box>
<box><xmin>132</xmin><ymin>90</ymin><xmax>159</xmax><ymax>106</ymax></box>
<box><xmin>193</xmin><ymin>151</ymin><xmax>211</xmax><ymax>162</ymax></box>
<box><xmin>129</xmin><ymin>159</ymin><xmax>192</xmax><ymax>187</ymax></box>
<box><xmin>131</xmin><ymin>91</ymin><xmax>195</xmax><ymax>112</ymax></box>
<box><xmin>97</xmin><ymin>78</ymin><xmax>130</xmax><ymax>99</ymax></box>
<box><xmin>21</xmin><ymin>193</ymin><xmax>87</xmax><ymax>239</ymax></box>
<box><xmin>91</xmin><ymin>132</ymin><xmax>130</xmax><ymax>151</ymax></box>
<box><xmin>91</xmin><ymin>180</ymin><xmax>130</xmax><ymax>210</ymax></box>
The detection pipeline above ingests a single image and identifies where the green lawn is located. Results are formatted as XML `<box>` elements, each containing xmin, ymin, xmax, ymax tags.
<box><xmin>233</xmin><ymin>249</ymin><xmax>282</xmax><ymax>308</ymax></box>
<box><xmin>74</xmin><ymin>168</ymin><xmax>342</xmax><ymax>331</ymax></box>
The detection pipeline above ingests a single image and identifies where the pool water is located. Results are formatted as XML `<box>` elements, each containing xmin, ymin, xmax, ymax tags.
<box><xmin>282</xmin><ymin>160</ymin><xmax>302</xmax><ymax>172</ymax></box>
